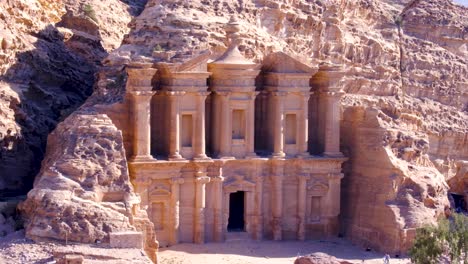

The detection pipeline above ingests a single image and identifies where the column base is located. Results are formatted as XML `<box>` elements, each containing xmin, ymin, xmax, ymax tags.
<box><xmin>194</xmin><ymin>154</ymin><xmax>211</xmax><ymax>161</ymax></box>
<box><xmin>169</xmin><ymin>153</ymin><xmax>185</xmax><ymax>161</ymax></box>
<box><xmin>130</xmin><ymin>155</ymin><xmax>155</xmax><ymax>162</ymax></box>
<box><xmin>297</xmin><ymin>152</ymin><xmax>310</xmax><ymax>158</ymax></box>
<box><xmin>272</xmin><ymin>152</ymin><xmax>286</xmax><ymax>159</ymax></box>
<box><xmin>246</xmin><ymin>152</ymin><xmax>258</xmax><ymax>159</ymax></box>
<box><xmin>323</xmin><ymin>152</ymin><xmax>343</xmax><ymax>158</ymax></box>
<box><xmin>218</xmin><ymin>155</ymin><xmax>235</xmax><ymax>160</ymax></box>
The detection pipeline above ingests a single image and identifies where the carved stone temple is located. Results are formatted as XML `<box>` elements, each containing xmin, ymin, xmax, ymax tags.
<box><xmin>123</xmin><ymin>17</ymin><xmax>346</xmax><ymax>247</ymax></box>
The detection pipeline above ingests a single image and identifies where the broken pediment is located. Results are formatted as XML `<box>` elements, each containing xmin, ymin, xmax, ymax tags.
<box><xmin>262</xmin><ymin>51</ymin><xmax>317</xmax><ymax>74</ymax></box>
<box><xmin>155</xmin><ymin>50</ymin><xmax>212</xmax><ymax>75</ymax></box>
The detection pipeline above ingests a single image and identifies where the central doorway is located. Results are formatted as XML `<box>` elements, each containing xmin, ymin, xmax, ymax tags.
<box><xmin>228</xmin><ymin>191</ymin><xmax>245</xmax><ymax>232</ymax></box>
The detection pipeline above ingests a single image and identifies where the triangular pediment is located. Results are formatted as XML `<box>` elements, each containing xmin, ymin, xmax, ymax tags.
<box><xmin>150</xmin><ymin>186</ymin><xmax>171</xmax><ymax>197</ymax></box>
<box><xmin>262</xmin><ymin>51</ymin><xmax>317</xmax><ymax>74</ymax></box>
<box><xmin>224</xmin><ymin>176</ymin><xmax>256</xmax><ymax>192</ymax></box>
<box><xmin>308</xmin><ymin>182</ymin><xmax>329</xmax><ymax>196</ymax></box>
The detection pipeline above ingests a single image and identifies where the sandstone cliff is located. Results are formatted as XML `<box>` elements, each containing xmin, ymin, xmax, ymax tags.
<box><xmin>0</xmin><ymin>0</ymin><xmax>144</xmax><ymax>195</ymax></box>
<box><xmin>3</xmin><ymin>0</ymin><xmax>467</xmax><ymax>258</ymax></box>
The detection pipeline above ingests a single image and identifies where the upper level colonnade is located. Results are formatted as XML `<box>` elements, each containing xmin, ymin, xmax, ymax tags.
<box><xmin>126</xmin><ymin>16</ymin><xmax>345</xmax><ymax>162</ymax></box>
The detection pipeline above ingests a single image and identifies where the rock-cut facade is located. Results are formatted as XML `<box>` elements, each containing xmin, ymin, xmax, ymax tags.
<box><xmin>125</xmin><ymin>17</ymin><xmax>346</xmax><ymax>247</ymax></box>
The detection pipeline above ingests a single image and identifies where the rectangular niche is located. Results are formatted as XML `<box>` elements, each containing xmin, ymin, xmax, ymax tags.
<box><xmin>152</xmin><ymin>202</ymin><xmax>165</xmax><ymax>230</ymax></box>
<box><xmin>309</xmin><ymin>196</ymin><xmax>321</xmax><ymax>222</ymax></box>
<box><xmin>232</xmin><ymin>109</ymin><xmax>245</xmax><ymax>140</ymax></box>
<box><xmin>285</xmin><ymin>114</ymin><xmax>297</xmax><ymax>144</ymax></box>
<box><xmin>181</xmin><ymin>114</ymin><xmax>193</xmax><ymax>147</ymax></box>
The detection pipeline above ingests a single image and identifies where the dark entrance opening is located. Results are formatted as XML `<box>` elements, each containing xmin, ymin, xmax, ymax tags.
<box><xmin>228</xmin><ymin>191</ymin><xmax>245</xmax><ymax>232</ymax></box>
<box><xmin>451</xmin><ymin>193</ymin><xmax>466</xmax><ymax>213</ymax></box>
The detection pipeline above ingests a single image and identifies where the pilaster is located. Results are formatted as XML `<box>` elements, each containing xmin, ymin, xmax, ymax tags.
<box><xmin>170</xmin><ymin>177</ymin><xmax>184</xmax><ymax>245</ymax></box>
<box><xmin>212</xmin><ymin>174</ymin><xmax>225</xmax><ymax>242</ymax></box>
<box><xmin>271</xmin><ymin>161</ymin><xmax>284</xmax><ymax>240</ymax></box>
<box><xmin>297</xmin><ymin>172</ymin><xmax>310</xmax><ymax>240</ymax></box>
<box><xmin>194</xmin><ymin>170</ymin><xmax>211</xmax><ymax>244</ymax></box>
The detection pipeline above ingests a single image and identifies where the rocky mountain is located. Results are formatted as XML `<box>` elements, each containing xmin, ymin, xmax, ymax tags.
<box><xmin>0</xmin><ymin>0</ymin><xmax>466</xmax><ymax>259</ymax></box>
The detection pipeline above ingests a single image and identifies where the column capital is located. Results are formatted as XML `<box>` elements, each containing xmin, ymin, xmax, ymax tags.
<box><xmin>215</xmin><ymin>91</ymin><xmax>231</xmax><ymax>97</ymax></box>
<box><xmin>272</xmin><ymin>91</ymin><xmax>288</xmax><ymax>97</ymax></box>
<box><xmin>322</xmin><ymin>91</ymin><xmax>345</xmax><ymax>97</ymax></box>
<box><xmin>130</xmin><ymin>91</ymin><xmax>156</xmax><ymax>97</ymax></box>
<box><xmin>270</xmin><ymin>174</ymin><xmax>284</xmax><ymax>181</ymax></box>
<box><xmin>247</xmin><ymin>91</ymin><xmax>260</xmax><ymax>100</ymax></box>
<box><xmin>126</xmin><ymin>66</ymin><xmax>157</xmax><ymax>92</ymax></box>
<box><xmin>211</xmin><ymin>176</ymin><xmax>225</xmax><ymax>182</ymax></box>
<box><xmin>171</xmin><ymin>177</ymin><xmax>185</xmax><ymax>185</ymax></box>
<box><xmin>299</xmin><ymin>91</ymin><xmax>311</xmax><ymax>98</ymax></box>
<box><xmin>327</xmin><ymin>173</ymin><xmax>344</xmax><ymax>180</ymax></box>
<box><xmin>164</xmin><ymin>91</ymin><xmax>186</xmax><ymax>97</ymax></box>
<box><xmin>196</xmin><ymin>91</ymin><xmax>211</xmax><ymax>97</ymax></box>
<box><xmin>297</xmin><ymin>173</ymin><xmax>310</xmax><ymax>180</ymax></box>
<box><xmin>196</xmin><ymin>176</ymin><xmax>211</xmax><ymax>184</ymax></box>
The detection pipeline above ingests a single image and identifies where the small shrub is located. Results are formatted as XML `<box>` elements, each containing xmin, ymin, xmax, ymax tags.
<box><xmin>409</xmin><ymin>213</ymin><xmax>468</xmax><ymax>264</ymax></box>
<box><xmin>106</xmin><ymin>73</ymin><xmax>126</xmax><ymax>90</ymax></box>
<box><xmin>153</xmin><ymin>44</ymin><xmax>164</xmax><ymax>52</ymax></box>
<box><xmin>394</xmin><ymin>16</ymin><xmax>403</xmax><ymax>27</ymax></box>
<box><xmin>83</xmin><ymin>4</ymin><xmax>98</xmax><ymax>23</ymax></box>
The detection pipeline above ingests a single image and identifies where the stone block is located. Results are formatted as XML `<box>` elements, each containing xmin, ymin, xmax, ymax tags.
<box><xmin>56</xmin><ymin>254</ymin><xmax>84</xmax><ymax>264</ymax></box>
<box><xmin>109</xmin><ymin>231</ymin><xmax>144</xmax><ymax>249</ymax></box>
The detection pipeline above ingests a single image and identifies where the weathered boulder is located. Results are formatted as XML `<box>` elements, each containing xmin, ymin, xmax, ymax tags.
<box><xmin>19</xmin><ymin>113</ymin><xmax>157</xmax><ymax>261</ymax></box>
<box><xmin>294</xmin><ymin>252</ymin><xmax>354</xmax><ymax>264</ymax></box>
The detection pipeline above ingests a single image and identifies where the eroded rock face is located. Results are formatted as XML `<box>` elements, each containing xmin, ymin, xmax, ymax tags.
<box><xmin>340</xmin><ymin>95</ymin><xmax>463</xmax><ymax>253</ymax></box>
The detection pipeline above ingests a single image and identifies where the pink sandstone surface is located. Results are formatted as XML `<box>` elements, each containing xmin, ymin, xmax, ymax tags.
<box><xmin>0</xmin><ymin>0</ymin><xmax>466</xmax><ymax>262</ymax></box>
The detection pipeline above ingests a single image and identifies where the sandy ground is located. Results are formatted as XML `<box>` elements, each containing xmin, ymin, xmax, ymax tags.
<box><xmin>0</xmin><ymin>230</ymin><xmax>151</xmax><ymax>264</ymax></box>
<box><xmin>158</xmin><ymin>238</ymin><xmax>411</xmax><ymax>264</ymax></box>
<box><xmin>0</xmin><ymin>230</ymin><xmax>411</xmax><ymax>264</ymax></box>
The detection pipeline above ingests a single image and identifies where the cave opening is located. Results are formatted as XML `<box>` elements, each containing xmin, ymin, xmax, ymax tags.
<box><xmin>451</xmin><ymin>193</ymin><xmax>467</xmax><ymax>213</ymax></box>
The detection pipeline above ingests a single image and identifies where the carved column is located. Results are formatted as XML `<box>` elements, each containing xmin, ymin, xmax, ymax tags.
<box><xmin>194</xmin><ymin>173</ymin><xmax>210</xmax><ymax>244</ymax></box>
<box><xmin>323</xmin><ymin>92</ymin><xmax>344</xmax><ymax>157</ymax></box>
<box><xmin>195</xmin><ymin>92</ymin><xmax>209</xmax><ymax>160</ymax></box>
<box><xmin>170</xmin><ymin>177</ymin><xmax>184</xmax><ymax>245</ymax></box>
<box><xmin>131</xmin><ymin>91</ymin><xmax>155</xmax><ymax>161</ymax></box>
<box><xmin>246</xmin><ymin>92</ymin><xmax>258</xmax><ymax>158</ymax></box>
<box><xmin>298</xmin><ymin>92</ymin><xmax>310</xmax><ymax>157</ymax></box>
<box><xmin>297</xmin><ymin>173</ymin><xmax>309</xmax><ymax>240</ymax></box>
<box><xmin>272</xmin><ymin>92</ymin><xmax>286</xmax><ymax>158</ymax></box>
<box><xmin>254</xmin><ymin>175</ymin><xmax>264</xmax><ymax>241</ymax></box>
<box><xmin>212</xmin><ymin>174</ymin><xmax>225</xmax><ymax>242</ymax></box>
<box><xmin>167</xmin><ymin>91</ymin><xmax>184</xmax><ymax>160</ymax></box>
<box><xmin>218</xmin><ymin>92</ymin><xmax>231</xmax><ymax>158</ymax></box>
